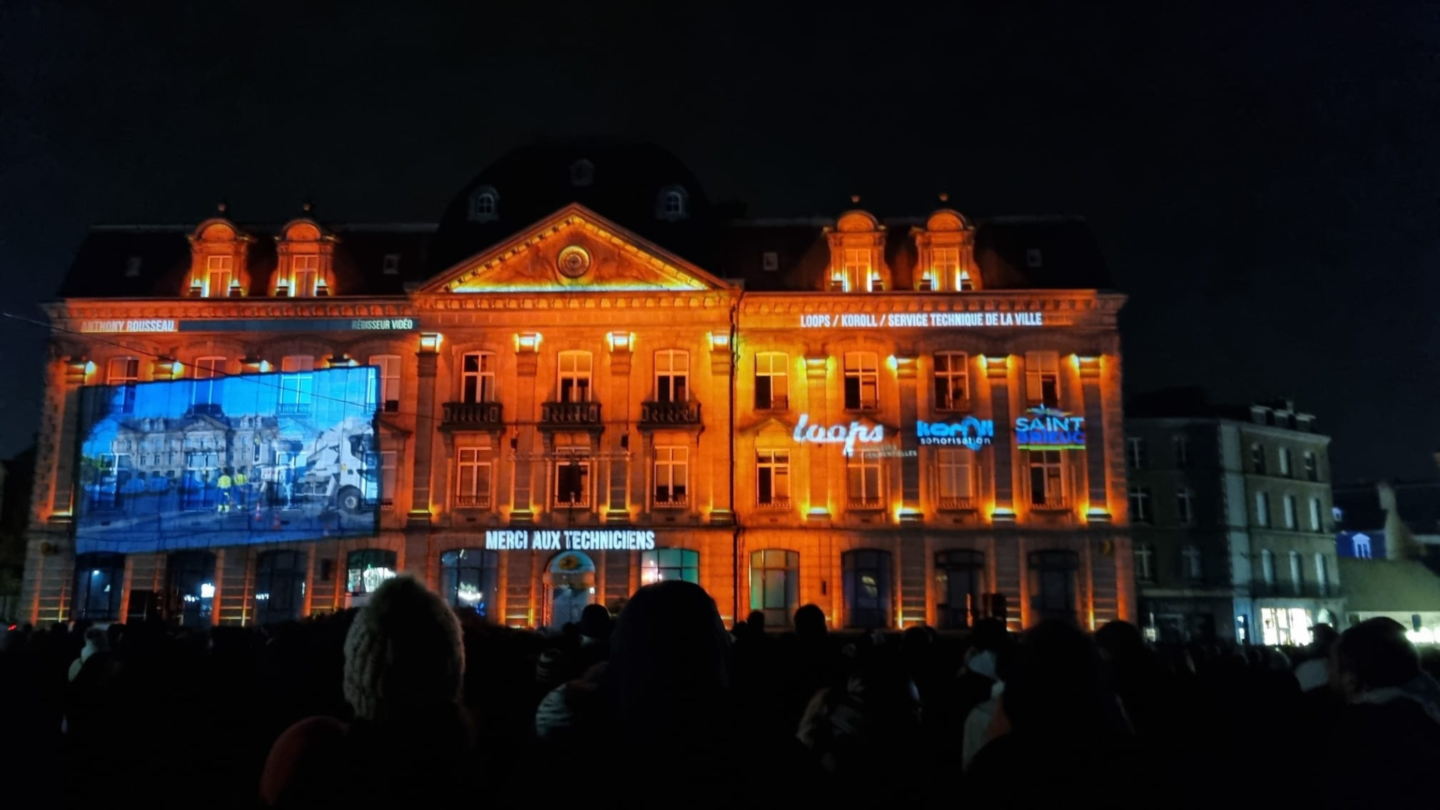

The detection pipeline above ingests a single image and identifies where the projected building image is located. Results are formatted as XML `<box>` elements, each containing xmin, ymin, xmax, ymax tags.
<box><xmin>74</xmin><ymin>366</ymin><xmax>380</xmax><ymax>553</ymax></box>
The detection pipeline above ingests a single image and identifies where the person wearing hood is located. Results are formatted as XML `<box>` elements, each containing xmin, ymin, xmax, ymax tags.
<box><xmin>68</xmin><ymin>625</ymin><xmax>110</xmax><ymax>682</ymax></box>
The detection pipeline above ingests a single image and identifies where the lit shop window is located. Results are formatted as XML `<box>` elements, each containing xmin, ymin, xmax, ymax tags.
<box><xmin>641</xmin><ymin>548</ymin><xmax>699</xmax><ymax>586</ymax></box>
<box><xmin>1260</xmin><ymin>607</ymin><xmax>1313</xmax><ymax>646</ymax></box>
<box><xmin>843</xmin><ymin>352</ymin><xmax>879</xmax><ymax>411</ymax></box>
<box><xmin>757</xmin><ymin>449</ymin><xmax>791</xmax><ymax>508</ymax></box>
<box><xmin>347</xmin><ymin>549</ymin><xmax>397</xmax><ymax>595</ymax></box>
<box><xmin>750</xmin><ymin>549</ymin><xmax>798</xmax><ymax>628</ymax></box>
<box><xmin>440</xmin><ymin>549</ymin><xmax>499</xmax><ymax>618</ymax></box>
<box><xmin>933</xmin><ymin>352</ymin><xmax>968</xmax><ymax>411</ymax></box>
<box><xmin>755</xmin><ymin>352</ymin><xmax>789</xmax><ymax>411</ymax></box>
<box><xmin>842</xmin><ymin>549</ymin><xmax>892</xmax><ymax>629</ymax></box>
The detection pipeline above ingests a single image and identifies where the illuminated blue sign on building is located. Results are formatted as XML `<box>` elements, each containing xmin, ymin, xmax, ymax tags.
<box><xmin>916</xmin><ymin>417</ymin><xmax>994</xmax><ymax>450</ymax></box>
<box><xmin>1015</xmin><ymin>406</ymin><xmax>1087</xmax><ymax>451</ymax></box>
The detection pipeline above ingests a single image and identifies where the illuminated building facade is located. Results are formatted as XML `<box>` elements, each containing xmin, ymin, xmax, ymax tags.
<box><xmin>19</xmin><ymin>143</ymin><xmax>1132</xmax><ymax>631</ymax></box>
<box><xmin>1126</xmin><ymin>395</ymin><xmax>1342</xmax><ymax>644</ymax></box>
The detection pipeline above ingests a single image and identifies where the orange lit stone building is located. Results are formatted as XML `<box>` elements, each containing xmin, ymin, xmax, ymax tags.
<box><xmin>19</xmin><ymin>143</ymin><xmax>1131</xmax><ymax>631</ymax></box>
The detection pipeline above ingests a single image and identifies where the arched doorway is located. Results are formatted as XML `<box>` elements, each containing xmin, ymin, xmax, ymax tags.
<box><xmin>545</xmin><ymin>551</ymin><xmax>596</xmax><ymax>628</ymax></box>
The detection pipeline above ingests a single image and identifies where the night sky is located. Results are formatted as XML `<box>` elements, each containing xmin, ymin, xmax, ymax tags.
<box><xmin>2</xmin><ymin>2</ymin><xmax>1437</xmax><ymax>482</ymax></box>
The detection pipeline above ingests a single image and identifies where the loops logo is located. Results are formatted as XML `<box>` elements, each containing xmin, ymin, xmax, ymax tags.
<box><xmin>1015</xmin><ymin>406</ymin><xmax>1086</xmax><ymax>450</ymax></box>
<box><xmin>916</xmin><ymin>417</ymin><xmax>994</xmax><ymax>450</ymax></box>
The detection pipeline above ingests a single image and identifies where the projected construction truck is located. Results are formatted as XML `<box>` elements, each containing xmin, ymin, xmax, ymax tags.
<box><xmin>283</xmin><ymin>416</ymin><xmax>379</xmax><ymax>514</ymax></box>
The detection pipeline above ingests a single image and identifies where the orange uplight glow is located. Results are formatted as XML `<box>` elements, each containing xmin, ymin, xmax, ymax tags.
<box><xmin>419</xmin><ymin>332</ymin><xmax>443</xmax><ymax>353</ymax></box>
<box><xmin>608</xmin><ymin>331</ymin><xmax>633</xmax><ymax>351</ymax></box>
<box><xmin>515</xmin><ymin>332</ymin><xmax>541</xmax><ymax>352</ymax></box>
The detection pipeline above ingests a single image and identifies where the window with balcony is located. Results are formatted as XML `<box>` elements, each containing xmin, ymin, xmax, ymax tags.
<box><xmin>843</xmin><ymin>351</ymin><xmax>879</xmax><ymax>411</ymax></box>
<box><xmin>558</xmin><ymin>351</ymin><xmax>592</xmax><ymax>403</ymax></box>
<box><xmin>1028</xmin><ymin>550</ymin><xmax>1079</xmax><ymax>624</ymax></box>
<box><xmin>1135</xmin><ymin>543</ymin><xmax>1155</xmax><ymax>582</ymax></box>
<box><xmin>455</xmin><ymin>448</ymin><xmax>492</xmax><ymax>509</ymax></box>
<box><xmin>655</xmin><ymin>350</ymin><xmax>688</xmax><ymax>403</ymax></box>
<box><xmin>1028</xmin><ymin>450</ymin><xmax>1066</xmax><ymax>509</ymax></box>
<box><xmin>846</xmin><ymin>449</ymin><xmax>883</xmax><ymax>510</ymax></box>
<box><xmin>842</xmin><ymin>549</ymin><xmax>893</xmax><ymax>628</ymax></box>
<box><xmin>756</xmin><ymin>449</ymin><xmax>790</xmax><ymax>508</ymax></box>
<box><xmin>191</xmin><ymin>356</ymin><xmax>226</xmax><ymax>410</ymax></box>
<box><xmin>933</xmin><ymin>352</ymin><xmax>969</xmax><ymax>411</ymax></box>
<box><xmin>1177</xmin><ymin>488</ymin><xmax>1194</xmax><ymax>525</ymax></box>
<box><xmin>369</xmin><ymin>355</ymin><xmax>401</xmax><ymax>413</ymax></box>
<box><xmin>1182</xmin><ymin>545</ymin><xmax>1204</xmax><ymax>581</ymax></box>
<box><xmin>554</xmin><ymin>449</ymin><xmax>591</xmax><ymax>508</ymax></box>
<box><xmin>291</xmin><ymin>254</ymin><xmax>320</xmax><ymax>297</ymax></box>
<box><xmin>1024</xmin><ymin>351</ymin><xmax>1061</xmax><ymax>408</ymax></box>
<box><xmin>1126</xmin><ymin>437</ymin><xmax>1147</xmax><ymax>470</ymax></box>
<box><xmin>205</xmin><ymin>255</ymin><xmax>233</xmax><ymax>298</ymax></box>
<box><xmin>440</xmin><ymin>549</ymin><xmax>499</xmax><ymax>619</ymax></box>
<box><xmin>750</xmin><ymin>549</ymin><xmax>799</xmax><ymax>628</ymax></box>
<box><xmin>936</xmin><ymin>448</ymin><xmax>974</xmax><ymax>509</ymax></box>
<box><xmin>1129</xmin><ymin>487</ymin><xmax>1152</xmax><ymax>524</ymax></box>
<box><xmin>461</xmin><ymin>352</ymin><xmax>496</xmax><ymax>403</ymax></box>
<box><xmin>1304</xmin><ymin>452</ymin><xmax>1318</xmax><ymax>481</ymax></box>
<box><xmin>279</xmin><ymin>356</ymin><xmax>314</xmax><ymax>414</ymax></box>
<box><xmin>755</xmin><ymin>352</ymin><xmax>789</xmax><ymax>410</ymax></box>
<box><xmin>654</xmin><ymin>446</ymin><xmax>688</xmax><ymax>507</ymax></box>
<box><xmin>936</xmin><ymin>550</ymin><xmax>985</xmax><ymax>628</ymax></box>
<box><xmin>108</xmin><ymin>356</ymin><xmax>140</xmax><ymax>413</ymax></box>
<box><xmin>641</xmin><ymin>548</ymin><xmax>699</xmax><ymax>585</ymax></box>
<box><xmin>74</xmin><ymin>552</ymin><xmax>126</xmax><ymax>621</ymax></box>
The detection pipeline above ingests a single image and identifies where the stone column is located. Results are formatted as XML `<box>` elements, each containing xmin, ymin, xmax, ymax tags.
<box><xmin>512</xmin><ymin>344</ymin><xmax>539</xmax><ymax>523</ymax></box>
<box><xmin>606</xmin><ymin>338</ymin><xmax>632</xmax><ymax>523</ymax></box>
<box><xmin>407</xmin><ymin>350</ymin><xmax>438</xmax><ymax>527</ymax></box>
<box><xmin>896</xmin><ymin>356</ymin><xmax>920</xmax><ymax>519</ymax></box>
<box><xmin>709</xmin><ymin>334</ymin><xmax>734</xmax><ymax>524</ymax></box>
<box><xmin>804</xmin><ymin>356</ymin><xmax>831</xmax><ymax>520</ymax></box>
<box><xmin>1078</xmin><ymin>356</ymin><xmax>1110</xmax><ymax>520</ymax></box>
<box><xmin>985</xmin><ymin>356</ymin><xmax>1015</xmax><ymax>518</ymax></box>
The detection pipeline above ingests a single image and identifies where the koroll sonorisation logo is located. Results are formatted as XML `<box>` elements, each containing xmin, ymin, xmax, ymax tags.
<box><xmin>916</xmin><ymin>417</ymin><xmax>994</xmax><ymax>450</ymax></box>
<box><xmin>1015</xmin><ymin>406</ymin><xmax>1086</xmax><ymax>450</ymax></box>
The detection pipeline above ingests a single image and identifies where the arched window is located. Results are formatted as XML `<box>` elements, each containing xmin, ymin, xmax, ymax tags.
<box><xmin>468</xmin><ymin>187</ymin><xmax>498</xmax><ymax>222</ymax></box>
<box><xmin>656</xmin><ymin>185</ymin><xmax>688</xmax><ymax>221</ymax></box>
<box><xmin>842</xmin><ymin>549</ymin><xmax>892</xmax><ymax>628</ymax></box>
<box><xmin>936</xmin><ymin>550</ymin><xmax>985</xmax><ymax>628</ymax></box>
<box><xmin>254</xmin><ymin>550</ymin><xmax>306</xmax><ymax>625</ymax></box>
<box><xmin>641</xmin><ymin>548</ymin><xmax>699</xmax><ymax>585</ymax></box>
<box><xmin>750</xmin><ymin>549</ymin><xmax>798</xmax><ymax>628</ymax></box>
<box><xmin>440</xmin><ymin>549</ymin><xmax>499</xmax><ymax>619</ymax></box>
<box><xmin>347</xmin><ymin>549</ymin><xmax>397</xmax><ymax>595</ymax></box>
<box><xmin>1028</xmin><ymin>550</ymin><xmax>1079</xmax><ymax>624</ymax></box>
<box><xmin>73</xmin><ymin>552</ymin><xmax>126</xmax><ymax>621</ymax></box>
<box><xmin>167</xmin><ymin>551</ymin><xmax>215</xmax><ymax>626</ymax></box>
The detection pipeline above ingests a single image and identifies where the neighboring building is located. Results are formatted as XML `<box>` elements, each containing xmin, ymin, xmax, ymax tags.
<box><xmin>19</xmin><ymin>142</ymin><xmax>1132</xmax><ymax>631</ymax></box>
<box><xmin>0</xmin><ymin>447</ymin><xmax>36</xmax><ymax>622</ymax></box>
<box><xmin>1333</xmin><ymin>475</ymin><xmax>1440</xmax><ymax>645</ymax></box>
<box><xmin>1127</xmin><ymin>392</ymin><xmax>1341</xmax><ymax>645</ymax></box>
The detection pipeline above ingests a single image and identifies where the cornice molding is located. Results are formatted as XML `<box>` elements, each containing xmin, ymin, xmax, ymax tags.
<box><xmin>411</xmin><ymin>291</ymin><xmax>737</xmax><ymax>312</ymax></box>
<box><xmin>46</xmin><ymin>298</ymin><xmax>416</xmax><ymax>322</ymax></box>
<box><xmin>738</xmin><ymin>291</ymin><xmax>1126</xmax><ymax>316</ymax></box>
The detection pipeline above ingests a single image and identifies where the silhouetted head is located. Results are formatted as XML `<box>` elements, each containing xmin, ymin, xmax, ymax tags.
<box><xmin>794</xmin><ymin>604</ymin><xmax>827</xmax><ymax>639</ymax></box>
<box><xmin>746</xmin><ymin>610</ymin><xmax>766</xmax><ymax>633</ymax></box>
<box><xmin>970</xmin><ymin>617</ymin><xmax>1010</xmax><ymax>653</ymax></box>
<box><xmin>1335</xmin><ymin>617</ymin><xmax>1419</xmax><ymax>701</ymax></box>
<box><xmin>343</xmin><ymin>575</ymin><xmax>464</xmax><ymax>722</ymax></box>
<box><xmin>611</xmin><ymin>581</ymin><xmax>730</xmax><ymax>738</ymax></box>
<box><xmin>999</xmin><ymin>620</ymin><xmax>1121</xmax><ymax>739</ymax></box>
<box><xmin>1311</xmin><ymin>623</ymin><xmax>1339</xmax><ymax>651</ymax></box>
<box><xmin>579</xmin><ymin>603</ymin><xmax>612</xmax><ymax>640</ymax></box>
<box><xmin>1096</xmin><ymin>620</ymin><xmax>1148</xmax><ymax>662</ymax></box>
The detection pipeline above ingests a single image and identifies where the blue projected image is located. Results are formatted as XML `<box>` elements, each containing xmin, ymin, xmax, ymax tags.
<box><xmin>74</xmin><ymin>367</ymin><xmax>380</xmax><ymax>554</ymax></box>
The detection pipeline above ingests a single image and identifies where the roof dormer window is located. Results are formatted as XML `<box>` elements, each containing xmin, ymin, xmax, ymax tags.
<box><xmin>468</xmin><ymin>187</ymin><xmax>498</xmax><ymax>223</ymax></box>
<box><xmin>291</xmin><ymin>254</ymin><xmax>320</xmax><ymax>297</ymax></box>
<box><xmin>382</xmin><ymin>254</ymin><xmax>400</xmax><ymax>275</ymax></box>
<box><xmin>205</xmin><ymin>255</ymin><xmax>233</xmax><ymax>298</ymax></box>
<box><xmin>656</xmin><ymin>185</ymin><xmax>689</xmax><ymax>222</ymax></box>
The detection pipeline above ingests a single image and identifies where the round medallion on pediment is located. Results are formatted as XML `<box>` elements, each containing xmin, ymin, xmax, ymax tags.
<box><xmin>556</xmin><ymin>245</ymin><xmax>592</xmax><ymax>278</ymax></box>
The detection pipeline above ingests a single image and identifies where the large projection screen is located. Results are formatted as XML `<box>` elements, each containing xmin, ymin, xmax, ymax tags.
<box><xmin>73</xmin><ymin>366</ymin><xmax>380</xmax><ymax>554</ymax></box>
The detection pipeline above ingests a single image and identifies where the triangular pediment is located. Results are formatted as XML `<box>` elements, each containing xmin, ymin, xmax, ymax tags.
<box><xmin>420</xmin><ymin>203</ymin><xmax>733</xmax><ymax>294</ymax></box>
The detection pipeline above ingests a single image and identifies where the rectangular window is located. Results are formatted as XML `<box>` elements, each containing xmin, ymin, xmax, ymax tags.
<box><xmin>1129</xmin><ymin>487</ymin><xmax>1151</xmax><ymax>523</ymax></box>
<box><xmin>655</xmin><ymin>350</ymin><xmax>689</xmax><ymax>403</ymax></box>
<box><xmin>1177</xmin><ymin>488</ymin><xmax>1194</xmax><ymax>525</ymax></box>
<box><xmin>1262</xmin><ymin>550</ymin><xmax>1276</xmax><ymax>586</ymax></box>
<box><xmin>1251</xmin><ymin>444</ymin><xmax>1266</xmax><ymax>475</ymax></box>
<box><xmin>933</xmin><ymin>247</ymin><xmax>961</xmax><ymax>290</ymax></box>
<box><xmin>206</xmin><ymin>255</ymin><xmax>233</xmax><ymax>298</ymax></box>
<box><xmin>1309</xmin><ymin>498</ymin><xmax>1322</xmax><ymax>532</ymax></box>
<box><xmin>380</xmin><ymin>450</ymin><xmax>397</xmax><ymax>509</ymax></box>
<box><xmin>1283</xmin><ymin>495</ymin><xmax>1297</xmax><ymax>530</ymax></box>
<box><xmin>1316</xmin><ymin>554</ymin><xmax>1329</xmax><ymax>597</ymax></box>
<box><xmin>756</xmin><ymin>450</ymin><xmax>791</xmax><ymax>507</ymax></box>
<box><xmin>843</xmin><ymin>248</ymin><xmax>870</xmax><ymax>291</ymax></box>
<box><xmin>1126</xmin><ymin>437</ymin><xmax>1147</xmax><ymax>470</ymax></box>
<box><xmin>1183</xmin><ymin>546</ymin><xmax>1204</xmax><ymax>581</ymax></box>
<box><xmin>1029</xmin><ymin>450</ymin><xmax>1065</xmax><ymax>509</ymax></box>
<box><xmin>1304</xmin><ymin>452</ymin><xmax>1318</xmax><ymax>482</ymax></box>
<box><xmin>279</xmin><ymin>356</ymin><xmax>314</xmax><ymax>414</ymax></box>
<box><xmin>1174</xmin><ymin>435</ymin><xmax>1191</xmax><ymax>469</ymax></box>
<box><xmin>1289</xmin><ymin>551</ymin><xmax>1304</xmax><ymax>595</ymax></box>
<box><xmin>843</xmin><ymin>352</ymin><xmax>879</xmax><ymax>411</ymax></box>
<box><xmin>191</xmin><ymin>356</ymin><xmax>226</xmax><ymax>407</ymax></box>
<box><xmin>461</xmin><ymin>352</ymin><xmax>496</xmax><ymax>403</ymax></box>
<box><xmin>554</xmin><ymin>450</ymin><xmax>591</xmax><ymax>508</ymax></box>
<box><xmin>292</xmin><ymin>254</ymin><xmax>320</xmax><ymax>297</ymax></box>
<box><xmin>369</xmin><ymin>355</ymin><xmax>401</xmax><ymax>412</ymax></box>
<box><xmin>558</xmin><ymin>351</ymin><xmax>592</xmax><ymax>403</ymax></box>
<box><xmin>1024</xmin><ymin>351</ymin><xmax>1061</xmax><ymax>408</ymax></box>
<box><xmin>1279</xmin><ymin>447</ymin><xmax>1292</xmax><ymax>477</ymax></box>
<box><xmin>755</xmin><ymin>352</ymin><xmax>789</xmax><ymax>410</ymax></box>
<box><xmin>1134</xmin><ymin>544</ymin><xmax>1154</xmax><ymax>581</ymax></box>
<box><xmin>846</xmin><ymin>449</ymin><xmax>883</xmax><ymax>509</ymax></box>
<box><xmin>108</xmin><ymin>356</ymin><xmax>141</xmax><ymax>413</ymax></box>
<box><xmin>936</xmin><ymin>449</ymin><xmax>974</xmax><ymax>509</ymax></box>
<box><xmin>1256</xmin><ymin>492</ymin><xmax>1270</xmax><ymax>527</ymax></box>
<box><xmin>455</xmin><ymin>448</ymin><xmax>492</xmax><ymax>509</ymax></box>
<box><xmin>933</xmin><ymin>352</ymin><xmax>969</xmax><ymax>411</ymax></box>
<box><xmin>654</xmin><ymin>446</ymin><xmax>688</xmax><ymax>507</ymax></box>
